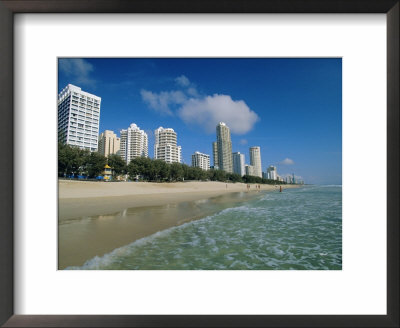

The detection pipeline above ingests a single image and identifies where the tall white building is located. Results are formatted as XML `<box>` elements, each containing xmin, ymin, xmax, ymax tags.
<box><xmin>191</xmin><ymin>151</ymin><xmax>210</xmax><ymax>171</ymax></box>
<box><xmin>245</xmin><ymin>164</ymin><xmax>256</xmax><ymax>177</ymax></box>
<box><xmin>98</xmin><ymin>130</ymin><xmax>120</xmax><ymax>157</ymax></box>
<box><xmin>216</xmin><ymin>122</ymin><xmax>233</xmax><ymax>173</ymax></box>
<box><xmin>154</xmin><ymin>127</ymin><xmax>182</xmax><ymax>164</ymax></box>
<box><xmin>212</xmin><ymin>141</ymin><xmax>219</xmax><ymax>169</ymax></box>
<box><xmin>120</xmin><ymin>123</ymin><xmax>148</xmax><ymax>164</ymax></box>
<box><xmin>267</xmin><ymin>165</ymin><xmax>277</xmax><ymax>180</ymax></box>
<box><xmin>249</xmin><ymin>146</ymin><xmax>262</xmax><ymax>178</ymax></box>
<box><xmin>58</xmin><ymin>84</ymin><xmax>101</xmax><ymax>152</ymax></box>
<box><xmin>232</xmin><ymin>152</ymin><xmax>245</xmax><ymax>176</ymax></box>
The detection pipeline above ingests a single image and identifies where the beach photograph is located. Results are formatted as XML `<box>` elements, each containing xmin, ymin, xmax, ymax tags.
<box><xmin>58</xmin><ymin>58</ymin><xmax>342</xmax><ymax>270</ymax></box>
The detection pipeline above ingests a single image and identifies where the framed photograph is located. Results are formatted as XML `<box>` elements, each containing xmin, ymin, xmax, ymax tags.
<box><xmin>0</xmin><ymin>0</ymin><xmax>398</xmax><ymax>327</ymax></box>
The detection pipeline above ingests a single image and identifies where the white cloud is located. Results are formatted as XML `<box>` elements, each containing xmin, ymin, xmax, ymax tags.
<box><xmin>59</xmin><ymin>58</ymin><xmax>96</xmax><ymax>86</ymax></box>
<box><xmin>280</xmin><ymin>158</ymin><xmax>295</xmax><ymax>165</ymax></box>
<box><xmin>178</xmin><ymin>94</ymin><xmax>259</xmax><ymax>134</ymax></box>
<box><xmin>140</xmin><ymin>89</ymin><xmax>186</xmax><ymax>115</ymax></box>
<box><xmin>187</xmin><ymin>87</ymin><xmax>199</xmax><ymax>97</ymax></box>
<box><xmin>141</xmin><ymin>76</ymin><xmax>258</xmax><ymax>134</ymax></box>
<box><xmin>175</xmin><ymin>75</ymin><xmax>190</xmax><ymax>87</ymax></box>
<box><xmin>239</xmin><ymin>139</ymin><xmax>248</xmax><ymax>145</ymax></box>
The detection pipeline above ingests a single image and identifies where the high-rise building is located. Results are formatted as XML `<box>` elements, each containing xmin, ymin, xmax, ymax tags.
<box><xmin>191</xmin><ymin>151</ymin><xmax>210</xmax><ymax>171</ymax></box>
<box><xmin>98</xmin><ymin>130</ymin><xmax>120</xmax><ymax>157</ymax></box>
<box><xmin>120</xmin><ymin>123</ymin><xmax>148</xmax><ymax>164</ymax></box>
<box><xmin>245</xmin><ymin>164</ymin><xmax>256</xmax><ymax>176</ymax></box>
<box><xmin>58</xmin><ymin>84</ymin><xmax>101</xmax><ymax>152</ymax></box>
<box><xmin>212</xmin><ymin>142</ymin><xmax>219</xmax><ymax>169</ymax></box>
<box><xmin>154</xmin><ymin>127</ymin><xmax>182</xmax><ymax>164</ymax></box>
<box><xmin>249</xmin><ymin>146</ymin><xmax>262</xmax><ymax>178</ymax></box>
<box><xmin>267</xmin><ymin>165</ymin><xmax>277</xmax><ymax>180</ymax></box>
<box><xmin>232</xmin><ymin>152</ymin><xmax>245</xmax><ymax>176</ymax></box>
<box><xmin>215</xmin><ymin>122</ymin><xmax>233</xmax><ymax>173</ymax></box>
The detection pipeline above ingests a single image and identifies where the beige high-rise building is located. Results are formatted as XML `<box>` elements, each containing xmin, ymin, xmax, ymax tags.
<box><xmin>154</xmin><ymin>127</ymin><xmax>182</xmax><ymax>163</ymax></box>
<box><xmin>249</xmin><ymin>146</ymin><xmax>262</xmax><ymax>178</ymax></box>
<box><xmin>120</xmin><ymin>123</ymin><xmax>148</xmax><ymax>164</ymax></box>
<box><xmin>216</xmin><ymin>122</ymin><xmax>233</xmax><ymax>173</ymax></box>
<box><xmin>212</xmin><ymin>141</ymin><xmax>219</xmax><ymax>169</ymax></box>
<box><xmin>98</xmin><ymin>130</ymin><xmax>120</xmax><ymax>157</ymax></box>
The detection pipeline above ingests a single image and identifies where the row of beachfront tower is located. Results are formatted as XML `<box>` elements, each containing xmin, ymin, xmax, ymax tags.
<box><xmin>58</xmin><ymin>84</ymin><xmax>297</xmax><ymax>181</ymax></box>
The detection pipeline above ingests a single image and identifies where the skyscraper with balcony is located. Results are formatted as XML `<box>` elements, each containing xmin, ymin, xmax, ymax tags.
<box><xmin>154</xmin><ymin>127</ymin><xmax>182</xmax><ymax>164</ymax></box>
<box><xmin>215</xmin><ymin>122</ymin><xmax>233</xmax><ymax>173</ymax></box>
<box><xmin>191</xmin><ymin>151</ymin><xmax>210</xmax><ymax>171</ymax></box>
<box><xmin>120</xmin><ymin>123</ymin><xmax>148</xmax><ymax>164</ymax></box>
<box><xmin>232</xmin><ymin>152</ymin><xmax>245</xmax><ymax>176</ymax></box>
<box><xmin>249</xmin><ymin>146</ymin><xmax>262</xmax><ymax>178</ymax></box>
<box><xmin>58</xmin><ymin>84</ymin><xmax>101</xmax><ymax>152</ymax></box>
<box><xmin>98</xmin><ymin>130</ymin><xmax>120</xmax><ymax>157</ymax></box>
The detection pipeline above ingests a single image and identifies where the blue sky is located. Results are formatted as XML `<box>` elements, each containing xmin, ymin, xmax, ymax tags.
<box><xmin>58</xmin><ymin>58</ymin><xmax>342</xmax><ymax>185</ymax></box>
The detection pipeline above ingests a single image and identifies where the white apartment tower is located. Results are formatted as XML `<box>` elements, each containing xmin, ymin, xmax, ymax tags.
<box><xmin>267</xmin><ymin>165</ymin><xmax>278</xmax><ymax>180</ymax></box>
<box><xmin>154</xmin><ymin>127</ymin><xmax>182</xmax><ymax>164</ymax></box>
<box><xmin>98</xmin><ymin>130</ymin><xmax>120</xmax><ymax>157</ymax></box>
<box><xmin>120</xmin><ymin>123</ymin><xmax>148</xmax><ymax>164</ymax></box>
<box><xmin>58</xmin><ymin>84</ymin><xmax>101</xmax><ymax>151</ymax></box>
<box><xmin>249</xmin><ymin>146</ymin><xmax>262</xmax><ymax>178</ymax></box>
<box><xmin>192</xmin><ymin>151</ymin><xmax>210</xmax><ymax>171</ymax></box>
<box><xmin>216</xmin><ymin>122</ymin><xmax>233</xmax><ymax>173</ymax></box>
<box><xmin>232</xmin><ymin>152</ymin><xmax>245</xmax><ymax>176</ymax></box>
<box><xmin>245</xmin><ymin>164</ymin><xmax>256</xmax><ymax>177</ymax></box>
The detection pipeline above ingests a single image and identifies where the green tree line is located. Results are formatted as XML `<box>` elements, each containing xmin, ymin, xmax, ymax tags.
<box><xmin>58</xmin><ymin>143</ymin><xmax>126</xmax><ymax>178</ymax></box>
<box><xmin>58</xmin><ymin>143</ymin><xmax>286</xmax><ymax>184</ymax></box>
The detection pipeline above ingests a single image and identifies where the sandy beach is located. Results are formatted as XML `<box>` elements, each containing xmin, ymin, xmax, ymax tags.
<box><xmin>59</xmin><ymin>180</ymin><xmax>300</xmax><ymax>269</ymax></box>
<box><xmin>59</xmin><ymin>180</ymin><xmax>298</xmax><ymax>220</ymax></box>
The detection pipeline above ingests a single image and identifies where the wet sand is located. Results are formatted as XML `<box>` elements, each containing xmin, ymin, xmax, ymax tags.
<box><xmin>58</xmin><ymin>180</ymin><xmax>300</xmax><ymax>269</ymax></box>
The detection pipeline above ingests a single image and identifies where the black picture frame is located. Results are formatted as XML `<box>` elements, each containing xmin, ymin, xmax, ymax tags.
<box><xmin>0</xmin><ymin>1</ymin><xmax>398</xmax><ymax>327</ymax></box>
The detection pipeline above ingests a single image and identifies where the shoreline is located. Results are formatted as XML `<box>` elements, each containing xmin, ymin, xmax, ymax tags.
<box><xmin>59</xmin><ymin>180</ymin><xmax>300</xmax><ymax>219</ymax></box>
<box><xmin>58</xmin><ymin>180</ymin><xmax>301</xmax><ymax>269</ymax></box>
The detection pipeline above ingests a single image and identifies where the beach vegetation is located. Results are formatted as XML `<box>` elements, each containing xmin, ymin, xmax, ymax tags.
<box><xmin>107</xmin><ymin>154</ymin><xmax>127</xmax><ymax>176</ymax></box>
<box><xmin>83</xmin><ymin>152</ymin><xmax>107</xmax><ymax>178</ymax></box>
<box><xmin>170</xmin><ymin>162</ymin><xmax>184</xmax><ymax>181</ymax></box>
<box><xmin>226</xmin><ymin>173</ymin><xmax>242</xmax><ymax>183</ymax></box>
<box><xmin>58</xmin><ymin>142</ymin><xmax>89</xmax><ymax>177</ymax></box>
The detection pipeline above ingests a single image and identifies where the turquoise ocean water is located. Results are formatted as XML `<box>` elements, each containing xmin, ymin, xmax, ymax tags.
<box><xmin>69</xmin><ymin>185</ymin><xmax>342</xmax><ymax>270</ymax></box>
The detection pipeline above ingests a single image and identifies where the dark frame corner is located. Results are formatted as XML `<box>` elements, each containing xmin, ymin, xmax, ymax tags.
<box><xmin>0</xmin><ymin>0</ymin><xmax>398</xmax><ymax>327</ymax></box>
